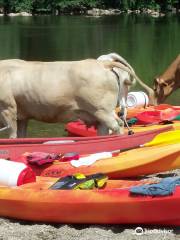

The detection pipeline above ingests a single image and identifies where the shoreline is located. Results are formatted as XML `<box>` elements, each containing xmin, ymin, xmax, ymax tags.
<box><xmin>0</xmin><ymin>8</ymin><xmax>179</xmax><ymax>18</ymax></box>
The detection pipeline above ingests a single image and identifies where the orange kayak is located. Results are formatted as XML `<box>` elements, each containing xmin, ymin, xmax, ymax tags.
<box><xmin>41</xmin><ymin>143</ymin><xmax>180</xmax><ymax>178</ymax></box>
<box><xmin>0</xmin><ymin>176</ymin><xmax>179</xmax><ymax>225</ymax></box>
<box><xmin>126</xmin><ymin>104</ymin><xmax>180</xmax><ymax>119</ymax></box>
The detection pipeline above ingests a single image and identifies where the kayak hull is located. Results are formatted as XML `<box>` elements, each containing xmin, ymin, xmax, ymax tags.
<box><xmin>0</xmin><ymin>177</ymin><xmax>179</xmax><ymax>226</ymax></box>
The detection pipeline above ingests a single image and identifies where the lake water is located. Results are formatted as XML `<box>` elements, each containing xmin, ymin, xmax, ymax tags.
<box><xmin>0</xmin><ymin>14</ymin><xmax>179</xmax><ymax>137</ymax></box>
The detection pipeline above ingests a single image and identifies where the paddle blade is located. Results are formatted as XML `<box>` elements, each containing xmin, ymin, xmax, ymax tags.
<box><xmin>144</xmin><ymin>130</ymin><xmax>180</xmax><ymax>147</ymax></box>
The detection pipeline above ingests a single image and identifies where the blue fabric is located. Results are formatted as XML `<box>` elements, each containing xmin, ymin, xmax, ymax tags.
<box><xmin>130</xmin><ymin>177</ymin><xmax>180</xmax><ymax>196</ymax></box>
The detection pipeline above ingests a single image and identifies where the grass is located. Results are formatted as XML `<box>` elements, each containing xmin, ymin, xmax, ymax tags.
<box><xmin>0</xmin><ymin>120</ymin><xmax>68</xmax><ymax>138</ymax></box>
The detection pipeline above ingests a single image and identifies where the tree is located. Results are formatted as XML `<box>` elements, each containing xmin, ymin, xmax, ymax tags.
<box><xmin>0</xmin><ymin>0</ymin><xmax>12</xmax><ymax>14</ymax></box>
<box><xmin>0</xmin><ymin>0</ymin><xmax>179</xmax><ymax>14</ymax></box>
<box><xmin>13</xmin><ymin>0</ymin><xmax>34</xmax><ymax>13</ymax></box>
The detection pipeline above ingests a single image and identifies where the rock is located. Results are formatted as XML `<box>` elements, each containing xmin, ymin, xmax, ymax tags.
<box><xmin>87</xmin><ymin>8</ymin><xmax>121</xmax><ymax>16</ymax></box>
<box><xmin>134</xmin><ymin>10</ymin><xmax>141</xmax><ymax>14</ymax></box>
<box><xmin>150</xmin><ymin>11</ymin><xmax>165</xmax><ymax>18</ymax></box>
<box><xmin>87</xmin><ymin>8</ymin><xmax>100</xmax><ymax>16</ymax></box>
<box><xmin>111</xmin><ymin>9</ymin><xmax>121</xmax><ymax>14</ymax></box>
<box><xmin>20</xmin><ymin>12</ymin><xmax>32</xmax><ymax>16</ymax></box>
<box><xmin>8</xmin><ymin>12</ymin><xmax>32</xmax><ymax>17</ymax></box>
<box><xmin>8</xmin><ymin>13</ymin><xmax>21</xmax><ymax>16</ymax></box>
<box><xmin>127</xmin><ymin>9</ymin><xmax>133</xmax><ymax>14</ymax></box>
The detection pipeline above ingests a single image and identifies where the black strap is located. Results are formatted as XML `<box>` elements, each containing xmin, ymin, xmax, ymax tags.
<box><xmin>111</xmin><ymin>68</ymin><xmax>121</xmax><ymax>108</ymax></box>
<box><xmin>140</xmin><ymin>91</ymin><xmax>147</xmax><ymax>108</ymax></box>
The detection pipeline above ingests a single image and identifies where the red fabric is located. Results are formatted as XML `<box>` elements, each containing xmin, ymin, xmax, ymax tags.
<box><xmin>24</xmin><ymin>152</ymin><xmax>61</xmax><ymax>166</ymax></box>
<box><xmin>136</xmin><ymin>109</ymin><xmax>180</xmax><ymax>124</ymax></box>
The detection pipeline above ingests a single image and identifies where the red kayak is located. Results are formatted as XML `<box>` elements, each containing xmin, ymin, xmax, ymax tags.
<box><xmin>66</xmin><ymin>120</ymin><xmax>179</xmax><ymax>137</ymax></box>
<box><xmin>66</xmin><ymin>105</ymin><xmax>180</xmax><ymax>137</ymax></box>
<box><xmin>0</xmin><ymin>133</ymin><xmax>123</xmax><ymax>145</ymax></box>
<box><xmin>0</xmin><ymin>127</ymin><xmax>171</xmax><ymax>161</ymax></box>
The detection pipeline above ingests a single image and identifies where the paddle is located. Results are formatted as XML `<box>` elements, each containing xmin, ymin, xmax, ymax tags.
<box><xmin>143</xmin><ymin>130</ymin><xmax>180</xmax><ymax>147</ymax></box>
<box><xmin>70</xmin><ymin>130</ymin><xmax>180</xmax><ymax>166</ymax></box>
<box><xmin>54</xmin><ymin>130</ymin><xmax>180</xmax><ymax>168</ymax></box>
<box><xmin>120</xmin><ymin>130</ymin><xmax>180</xmax><ymax>152</ymax></box>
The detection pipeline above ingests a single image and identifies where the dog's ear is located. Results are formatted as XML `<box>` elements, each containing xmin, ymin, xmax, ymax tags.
<box><xmin>155</xmin><ymin>78</ymin><xmax>168</xmax><ymax>86</ymax></box>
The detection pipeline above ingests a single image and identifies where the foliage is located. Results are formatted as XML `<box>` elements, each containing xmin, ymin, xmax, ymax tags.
<box><xmin>12</xmin><ymin>0</ymin><xmax>34</xmax><ymax>13</ymax></box>
<box><xmin>56</xmin><ymin>0</ymin><xmax>100</xmax><ymax>13</ymax></box>
<box><xmin>0</xmin><ymin>0</ymin><xmax>179</xmax><ymax>14</ymax></box>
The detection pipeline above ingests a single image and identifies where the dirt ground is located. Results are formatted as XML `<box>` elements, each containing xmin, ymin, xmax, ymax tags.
<box><xmin>0</xmin><ymin>219</ymin><xmax>179</xmax><ymax>240</ymax></box>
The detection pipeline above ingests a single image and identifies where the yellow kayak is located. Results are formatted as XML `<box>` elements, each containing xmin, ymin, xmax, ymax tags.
<box><xmin>41</xmin><ymin>142</ymin><xmax>180</xmax><ymax>178</ymax></box>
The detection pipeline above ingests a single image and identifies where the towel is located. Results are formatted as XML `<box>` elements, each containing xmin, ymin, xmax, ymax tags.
<box><xmin>71</xmin><ymin>152</ymin><xmax>113</xmax><ymax>167</ymax></box>
<box><xmin>25</xmin><ymin>152</ymin><xmax>60</xmax><ymax>165</ymax></box>
<box><xmin>130</xmin><ymin>177</ymin><xmax>180</xmax><ymax>196</ymax></box>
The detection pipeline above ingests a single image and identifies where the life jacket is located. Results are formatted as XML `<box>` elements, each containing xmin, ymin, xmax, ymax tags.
<box><xmin>49</xmin><ymin>173</ymin><xmax>108</xmax><ymax>190</ymax></box>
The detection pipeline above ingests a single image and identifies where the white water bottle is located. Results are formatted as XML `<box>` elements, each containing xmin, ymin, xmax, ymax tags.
<box><xmin>0</xmin><ymin>159</ymin><xmax>36</xmax><ymax>186</ymax></box>
<box><xmin>127</xmin><ymin>91</ymin><xmax>149</xmax><ymax>108</ymax></box>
